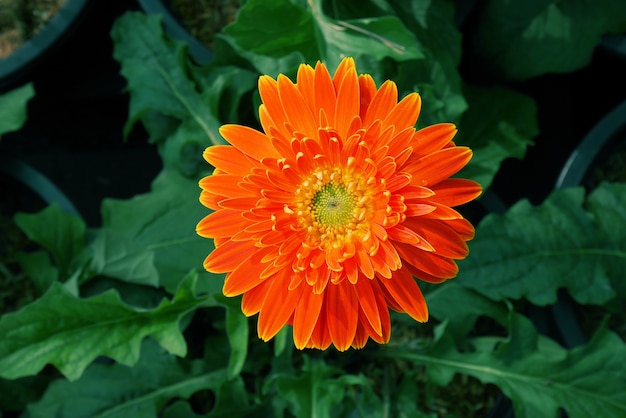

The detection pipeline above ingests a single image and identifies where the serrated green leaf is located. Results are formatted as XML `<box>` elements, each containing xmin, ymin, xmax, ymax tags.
<box><xmin>381</xmin><ymin>314</ymin><xmax>626</xmax><ymax>418</ymax></box>
<box><xmin>468</xmin><ymin>0</ymin><xmax>626</xmax><ymax>80</ymax></box>
<box><xmin>89</xmin><ymin>228</ymin><xmax>160</xmax><ymax>287</ymax></box>
<box><xmin>221</xmin><ymin>0</ymin><xmax>422</xmax><ymax>76</ymax></box>
<box><xmin>111</xmin><ymin>12</ymin><xmax>224</xmax><ymax>178</ymax></box>
<box><xmin>457</xmin><ymin>184</ymin><xmax>626</xmax><ymax>305</ymax></box>
<box><xmin>457</xmin><ymin>84</ymin><xmax>537</xmax><ymax>189</ymax></box>
<box><xmin>14</xmin><ymin>204</ymin><xmax>90</xmax><ymax>282</ymax></box>
<box><xmin>0</xmin><ymin>271</ymin><xmax>214</xmax><ymax>381</ymax></box>
<box><xmin>25</xmin><ymin>340</ymin><xmax>250</xmax><ymax>418</ymax></box>
<box><xmin>91</xmin><ymin>169</ymin><xmax>222</xmax><ymax>294</ymax></box>
<box><xmin>311</xmin><ymin>3</ymin><xmax>424</xmax><ymax>71</ymax></box>
<box><xmin>0</xmin><ymin>83</ymin><xmax>34</xmax><ymax>139</ymax></box>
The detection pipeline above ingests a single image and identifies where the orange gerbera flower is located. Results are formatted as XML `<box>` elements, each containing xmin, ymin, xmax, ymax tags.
<box><xmin>197</xmin><ymin>57</ymin><xmax>481</xmax><ymax>351</ymax></box>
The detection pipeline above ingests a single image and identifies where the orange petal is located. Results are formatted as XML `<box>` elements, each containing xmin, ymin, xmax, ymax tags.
<box><xmin>407</xmin><ymin>146</ymin><xmax>473</xmax><ymax>187</ymax></box>
<box><xmin>357</xmin><ymin>278</ymin><xmax>391</xmax><ymax>344</ymax></box>
<box><xmin>402</xmin><ymin>218</ymin><xmax>469</xmax><ymax>259</ymax></box>
<box><xmin>334</xmin><ymin>64</ymin><xmax>360</xmax><ymax>141</ymax></box>
<box><xmin>203</xmin><ymin>240</ymin><xmax>256</xmax><ymax>273</ymax></box>
<box><xmin>296</xmin><ymin>63</ymin><xmax>316</xmax><ymax>107</ymax></box>
<box><xmin>314</xmin><ymin>61</ymin><xmax>337</xmax><ymax>125</ymax></box>
<box><xmin>354</xmin><ymin>277</ymin><xmax>383</xmax><ymax>337</ymax></box>
<box><xmin>363</xmin><ymin>80</ymin><xmax>398</xmax><ymax>127</ymax></box>
<box><xmin>430</xmin><ymin>178</ymin><xmax>483</xmax><ymax>207</ymax></box>
<box><xmin>219</xmin><ymin>124</ymin><xmax>280</xmax><ymax>161</ymax></box>
<box><xmin>444</xmin><ymin>218</ymin><xmax>476</xmax><ymax>241</ymax></box>
<box><xmin>378</xmin><ymin>267</ymin><xmax>428</xmax><ymax>322</ymax></box>
<box><xmin>394</xmin><ymin>241</ymin><xmax>459</xmax><ymax>279</ymax></box>
<box><xmin>203</xmin><ymin>145</ymin><xmax>256</xmax><ymax>175</ymax></box>
<box><xmin>306</xmin><ymin>298</ymin><xmax>332</xmax><ymax>350</ymax></box>
<box><xmin>292</xmin><ymin>288</ymin><xmax>324</xmax><ymax>349</ymax></box>
<box><xmin>382</xmin><ymin>92</ymin><xmax>421</xmax><ymax>131</ymax></box>
<box><xmin>326</xmin><ymin>281</ymin><xmax>359</xmax><ymax>351</ymax></box>
<box><xmin>199</xmin><ymin>174</ymin><xmax>250</xmax><ymax>198</ymax></box>
<box><xmin>223</xmin><ymin>253</ymin><xmax>271</xmax><ymax>297</ymax></box>
<box><xmin>241</xmin><ymin>277</ymin><xmax>273</xmax><ymax>316</ymax></box>
<box><xmin>257</xmin><ymin>270</ymin><xmax>305</xmax><ymax>341</ymax></box>
<box><xmin>358</xmin><ymin>73</ymin><xmax>377</xmax><ymax>119</ymax></box>
<box><xmin>412</xmin><ymin>123</ymin><xmax>457</xmax><ymax>156</ymax></box>
<box><xmin>278</xmin><ymin>74</ymin><xmax>318</xmax><ymax>139</ymax></box>
<box><xmin>196</xmin><ymin>210</ymin><xmax>250</xmax><ymax>238</ymax></box>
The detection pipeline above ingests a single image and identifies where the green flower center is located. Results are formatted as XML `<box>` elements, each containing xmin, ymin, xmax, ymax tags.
<box><xmin>312</xmin><ymin>183</ymin><xmax>356</xmax><ymax>228</ymax></box>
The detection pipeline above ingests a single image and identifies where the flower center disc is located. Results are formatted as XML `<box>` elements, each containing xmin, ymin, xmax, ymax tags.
<box><xmin>312</xmin><ymin>183</ymin><xmax>355</xmax><ymax>228</ymax></box>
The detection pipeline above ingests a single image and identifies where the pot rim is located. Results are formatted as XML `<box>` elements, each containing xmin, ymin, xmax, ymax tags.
<box><xmin>0</xmin><ymin>0</ymin><xmax>93</xmax><ymax>92</ymax></box>
<box><xmin>555</xmin><ymin>99</ymin><xmax>626</xmax><ymax>189</ymax></box>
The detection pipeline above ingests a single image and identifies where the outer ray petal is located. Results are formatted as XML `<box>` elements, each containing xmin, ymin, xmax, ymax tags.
<box><xmin>257</xmin><ymin>270</ymin><xmax>305</xmax><ymax>341</ymax></box>
<box><xmin>292</xmin><ymin>289</ymin><xmax>325</xmax><ymax>349</ymax></box>
<box><xmin>219</xmin><ymin>124</ymin><xmax>281</xmax><ymax>160</ymax></box>
<box><xmin>203</xmin><ymin>145</ymin><xmax>257</xmax><ymax>174</ymax></box>
<box><xmin>203</xmin><ymin>240</ymin><xmax>257</xmax><ymax>273</ymax></box>
<box><xmin>430</xmin><ymin>178</ymin><xmax>483</xmax><ymax>206</ymax></box>
<box><xmin>326</xmin><ymin>281</ymin><xmax>359</xmax><ymax>351</ymax></box>
<box><xmin>377</xmin><ymin>267</ymin><xmax>428</xmax><ymax>322</ymax></box>
<box><xmin>382</xmin><ymin>92</ymin><xmax>421</xmax><ymax>131</ymax></box>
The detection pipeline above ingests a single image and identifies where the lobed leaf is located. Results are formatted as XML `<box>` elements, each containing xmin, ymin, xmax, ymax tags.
<box><xmin>381</xmin><ymin>313</ymin><xmax>626</xmax><ymax>418</ymax></box>
<box><xmin>14</xmin><ymin>203</ymin><xmax>90</xmax><ymax>284</ymax></box>
<box><xmin>467</xmin><ymin>0</ymin><xmax>626</xmax><ymax>81</ymax></box>
<box><xmin>0</xmin><ymin>271</ymin><xmax>215</xmax><ymax>381</ymax></box>
<box><xmin>26</xmin><ymin>340</ymin><xmax>252</xmax><ymax>418</ymax></box>
<box><xmin>111</xmin><ymin>12</ymin><xmax>225</xmax><ymax>177</ymax></box>
<box><xmin>220</xmin><ymin>0</ymin><xmax>422</xmax><ymax>76</ymax></box>
<box><xmin>91</xmin><ymin>169</ymin><xmax>223</xmax><ymax>294</ymax></box>
<box><xmin>457</xmin><ymin>183</ymin><xmax>626</xmax><ymax>305</ymax></box>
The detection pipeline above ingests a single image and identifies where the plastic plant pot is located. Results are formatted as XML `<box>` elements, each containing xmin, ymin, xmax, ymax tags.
<box><xmin>556</xmin><ymin>99</ymin><xmax>626</xmax><ymax>190</ymax></box>
<box><xmin>135</xmin><ymin>0</ymin><xmax>214</xmax><ymax>64</ymax></box>
<box><xmin>0</xmin><ymin>0</ymin><xmax>93</xmax><ymax>92</ymax></box>
<box><xmin>0</xmin><ymin>154</ymin><xmax>80</xmax><ymax>217</ymax></box>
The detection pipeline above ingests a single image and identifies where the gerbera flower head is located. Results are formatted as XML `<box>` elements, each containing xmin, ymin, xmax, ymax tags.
<box><xmin>197</xmin><ymin>57</ymin><xmax>482</xmax><ymax>351</ymax></box>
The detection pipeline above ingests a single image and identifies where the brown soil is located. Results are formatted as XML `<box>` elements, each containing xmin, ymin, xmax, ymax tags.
<box><xmin>168</xmin><ymin>0</ymin><xmax>239</xmax><ymax>50</ymax></box>
<box><xmin>0</xmin><ymin>0</ymin><xmax>67</xmax><ymax>58</ymax></box>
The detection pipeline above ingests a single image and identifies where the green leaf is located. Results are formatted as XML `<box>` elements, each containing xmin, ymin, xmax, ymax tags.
<box><xmin>91</xmin><ymin>169</ymin><xmax>222</xmax><ymax>294</ymax></box>
<box><xmin>220</xmin><ymin>0</ymin><xmax>317</xmax><ymax>75</ymax></box>
<box><xmin>381</xmin><ymin>314</ymin><xmax>626</xmax><ymax>418</ymax></box>
<box><xmin>467</xmin><ymin>0</ymin><xmax>626</xmax><ymax>80</ymax></box>
<box><xmin>26</xmin><ymin>340</ymin><xmax>251</xmax><ymax>418</ymax></box>
<box><xmin>0</xmin><ymin>83</ymin><xmax>34</xmax><ymax>139</ymax></box>
<box><xmin>276</xmin><ymin>357</ymin><xmax>353</xmax><ymax>418</ymax></box>
<box><xmin>457</xmin><ymin>84</ymin><xmax>537</xmax><ymax>190</ymax></box>
<box><xmin>310</xmin><ymin>0</ymin><xmax>424</xmax><ymax>71</ymax></box>
<box><xmin>215</xmin><ymin>295</ymin><xmax>249</xmax><ymax>379</ymax></box>
<box><xmin>221</xmin><ymin>0</ymin><xmax>422</xmax><ymax>76</ymax></box>
<box><xmin>425</xmin><ymin>281</ymin><xmax>509</xmax><ymax>339</ymax></box>
<box><xmin>14</xmin><ymin>250</ymin><xmax>58</xmax><ymax>294</ymax></box>
<box><xmin>14</xmin><ymin>204</ymin><xmax>90</xmax><ymax>282</ymax></box>
<box><xmin>389</xmin><ymin>0</ymin><xmax>467</xmax><ymax>126</ymax></box>
<box><xmin>457</xmin><ymin>184</ymin><xmax>626</xmax><ymax>306</ymax></box>
<box><xmin>0</xmin><ymin>271</ymin><xmax>214</xmax><ymax>381</ymax></box>
<box><xmin>111</xmin><ymin>12</ymin><xmax>224</xmax><ymax>177</ymax></box>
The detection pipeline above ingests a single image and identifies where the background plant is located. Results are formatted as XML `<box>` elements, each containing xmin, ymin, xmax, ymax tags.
<box><xmin>1</xmin><ymin>0</ymin><xmax>625</xmax><ymax>417</ymax></box>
